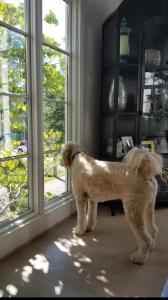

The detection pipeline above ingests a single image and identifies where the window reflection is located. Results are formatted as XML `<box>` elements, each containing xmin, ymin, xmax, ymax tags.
<box><xmin>0</xmin><ymin>27</ymin><xmax>26</xmax><ymax>94</ymax></box>
<box><xmin>143</xmin><ymin>71</ymin><xmax>168</xmax><ymax>113</ymax></box>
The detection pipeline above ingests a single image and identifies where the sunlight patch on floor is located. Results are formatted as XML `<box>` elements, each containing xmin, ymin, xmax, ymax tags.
<box><xmin>29</xmin><ymin>254</ymin><xmax>49</xmax><ymax>274</ymax></box>
<box><xmin>54</xmin><ymin>280</ymin><xmax>64</xmax><ymax>296</ymax></box>
<box><xmin>54</xmin><ymin>235</ymin><xmax>86</xmax><ymax>257</ymax></box>
<box><xmin>21</xmin><ymin>265</ymin><xmax>33</xmax><ymax>282</ymax></box>
<box><xmin>6</xmin><ymin>284</ymin><xmax>18</xmax><ymax>296</ymax></box>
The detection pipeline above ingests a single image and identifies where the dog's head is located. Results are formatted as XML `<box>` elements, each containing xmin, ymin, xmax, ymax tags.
<box><xmin>123</xmin><ymin>147</ymin><xmax>163</xmax><ymax>178</ymax></box>
<box><xmin>60</xmin><ymin>142</ymin><xmax>85</xmax><ymax>168</ymax></box>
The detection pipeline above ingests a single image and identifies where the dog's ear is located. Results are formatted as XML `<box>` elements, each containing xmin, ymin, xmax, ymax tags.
<box><xmin>61</xmin><ymin>142</ymin><xmax>86</xmax><ymax>168</ymax></box>
<box><xmin>63</xmin><ymin>148</ymin><xmax>72</xmax><ymax>168</ymax></box>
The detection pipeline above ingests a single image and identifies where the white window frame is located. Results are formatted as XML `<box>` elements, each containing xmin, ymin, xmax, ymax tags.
<box><xmin>0</xmin><ymin>0</ymin><xmax>82</xmax><ymax>261</ymax></box>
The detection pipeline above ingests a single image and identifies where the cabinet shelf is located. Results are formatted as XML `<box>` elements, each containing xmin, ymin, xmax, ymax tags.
<box><xmin>120</xmin><ymin>63</ymin><xmax>139</xmax><ymax>68</ymax></box>
<box><xmin>145</xmin><ymin>66</ymin><xmax>168</xmax><ymax>72</ymax></box>
<box><xmin>142</xmin><ymin>112</ymin><xmax>168</xmax><ymax>117</ymax></box>
<box><xmin>118</xmin><ymin>112</ymin><xmax>137</xmax><ymax>116</ymax></box>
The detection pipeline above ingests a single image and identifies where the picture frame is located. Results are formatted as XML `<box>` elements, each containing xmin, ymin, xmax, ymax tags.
<box><xmin>141</xmin><ymin>140</ymin><xmax>155</xmax><ymax>152</ymax></box>
<box><xmin>121</xmin><ymin>136</ymin><xmax>134</xmax><ymax>153</ymax></box>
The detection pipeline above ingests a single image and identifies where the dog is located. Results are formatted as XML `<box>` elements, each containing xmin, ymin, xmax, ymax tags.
<box><xmin>60</xmin><ymin>142</ymin><xmax>163</xmax><ymax>264</ymax></box>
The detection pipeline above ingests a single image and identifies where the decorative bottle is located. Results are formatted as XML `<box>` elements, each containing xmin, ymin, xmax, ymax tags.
<box><xmin>119</xmin><ymin>17</ymin><xmax>130</xmax><ymax>63</ymax></box>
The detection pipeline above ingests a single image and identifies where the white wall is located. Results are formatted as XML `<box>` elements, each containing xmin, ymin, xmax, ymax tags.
<box><xmin>79</xmin><ymin>0</ymin><xmax>123</xmax><ymax>157</ymax></box>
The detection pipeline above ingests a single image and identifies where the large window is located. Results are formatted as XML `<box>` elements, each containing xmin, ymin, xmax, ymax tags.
<box><xmin>0</xmin><ymin>0</ymin><xmax>72</xmax><ymax>224</ymax></box>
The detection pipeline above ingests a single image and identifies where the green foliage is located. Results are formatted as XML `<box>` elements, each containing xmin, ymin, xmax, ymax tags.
<box><xmin>0</xmin><ymin>148</ymin><xmax>28</xmax><ymax>219</ymax></box>
<box><xmin>0</xmin><ymin>0</ymin><xmax>24</xmax><ymax>29</ymax></box>
<box><xmin>44</xmin><ymin>9</ymin><xmax>58</xmax><ymax>25</ymax></box>
<box><xmin>0</xmin><ymin>0</ymin><xmax>66</xmax><ymax>219</ymax></box>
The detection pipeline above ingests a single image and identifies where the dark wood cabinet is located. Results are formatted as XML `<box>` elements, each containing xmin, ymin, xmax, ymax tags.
<box><xmin>100</xmin><ymin>0</ymin><xmax>168</xmax><ymax>203</ymax></box>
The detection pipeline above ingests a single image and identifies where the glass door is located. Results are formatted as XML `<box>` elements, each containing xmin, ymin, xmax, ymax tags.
<box><xmin>141</xmin><ymin>20</ymin><xmax>168</xmax><ymax>198</ymax></box>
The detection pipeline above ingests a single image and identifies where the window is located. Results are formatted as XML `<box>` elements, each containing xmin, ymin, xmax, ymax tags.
<box><xmin>42</xmin><ymin>0</ymin><xmax>71</xmax><ymax>202</ymax></box>
<box><xmin>0</xmin><ymin>0</ymin><xmax>72</xmax><ymax>225</ymax></box>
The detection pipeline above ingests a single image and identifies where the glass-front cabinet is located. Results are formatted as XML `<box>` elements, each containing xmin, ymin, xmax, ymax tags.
<box><xmin>100</xmin><ymin>0</ymin><xmax>168</xmax><ymax>201</ymax></box>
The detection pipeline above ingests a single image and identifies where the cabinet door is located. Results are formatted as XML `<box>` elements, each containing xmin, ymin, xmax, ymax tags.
<box><xmin>141</xmin><ymin>20</ymin><xmax>168</xmax><ymax>153</ymax></box>
<box><xmin>143</xmin><ymin>21</ymin><xmax>168</xmax><ymax>68</ymax></box>
<box><xmin>141</xmin><ymin>20</ymin><xmax>168</xmax><ymax>200</ymax></box>
<box><xmin>119</xmin><ymin>17</ymin><xmax>139</xmax><ymax>65</ymax></box>
<box><xmin>101</xmin><ymin>116</ymin><xmax>114</xmax><ymax>160</ymax></box>
<box><xmin>118</xmin><ymin>18</ymin><xmax>140</xmax><ymax>113</ymax></box>
<box><xmin>102</xmin><ymin>13</ymin><xmax>118</xmax><ymax>69</ymax></box>
<box><xmin>118</xmin><ymin>65</ymin><xmax>138</xmax><ymax>112</ymax></box>
<box><xmin>102</xmin><ymin>69</ymin><xmax>116</xmax><ymax>113</ymax></box>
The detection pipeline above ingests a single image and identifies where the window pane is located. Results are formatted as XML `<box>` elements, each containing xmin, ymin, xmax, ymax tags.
<box><xmin>0</xmin><ymin>0</ymin><xmax>25</xmax><ymax>31</ymax></box>
<box><xmin>44</xmin><ymin>153</ymin><xmax>66</xmax><ymax>202</ymax></box>
<box><xmin>42</xmin><ymin>0</ymin><xmax>69</xmax><ymax>51</ymax></box>
<box><xmin>0</xmin><ymin>157</ymin><xmax>29</xmax><ymax>223</ymax></box>
<box><xmin>43</xmin><ymin>101</ymin><xmax>65</xmax><ymax>151</ymax></box>
<box><xmin>43</xmin><ymin>45</ymin><xmax>67</xmax><ymax>99</ymax></box>
<box><xmin>0</xmin><ymin>96</ymin><xmax>28</xmax><ymax>157</ymax></box>
<box><xmin>0</xmin><ymin>27</ymin><xmax>26</xmax><ymax>94</ymax></box>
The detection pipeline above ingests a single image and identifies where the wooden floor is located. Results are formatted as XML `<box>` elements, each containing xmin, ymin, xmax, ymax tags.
<box><xmin>0</xmin><ymin>204</ymin><xmax>168</xmax><ymax>297</ymax></box>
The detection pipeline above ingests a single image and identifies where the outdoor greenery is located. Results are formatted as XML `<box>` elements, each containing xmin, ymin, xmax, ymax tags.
<box><xmin>0</xmin><ymin>0</ymin><xmax>66</xmax><ymax>221</ymax></box>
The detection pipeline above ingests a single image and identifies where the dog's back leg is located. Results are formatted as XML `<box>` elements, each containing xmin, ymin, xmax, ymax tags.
<box><xmin>145</xmin><ymin>195</ymin><xmax>158</xmax><ymax>250</ymax></box>
<box><xmin>123</xmin><ymin>199</ymin><xmax>153</xmax><ymax>264</ymax></box>
<box><xmin>87</xmin><ymin>200</ymin><xmax>97</xmax><ymax>232</ymax></box>
<box><xmin>75</xmin><ymin>193</ymin><xmax>87</xmax><ymax>236</ymax></box>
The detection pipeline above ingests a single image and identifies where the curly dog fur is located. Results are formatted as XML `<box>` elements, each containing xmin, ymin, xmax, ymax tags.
<box><xmin>60</xmin><ymin>142</ymin><xmax>163</xmax><ymax>264</ymax></box>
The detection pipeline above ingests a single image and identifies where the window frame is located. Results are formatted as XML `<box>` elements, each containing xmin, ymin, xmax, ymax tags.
<box><xmin>0</xmin><ymin>0</ymin><xmax>83</xmax><ymax>261</ymax></box>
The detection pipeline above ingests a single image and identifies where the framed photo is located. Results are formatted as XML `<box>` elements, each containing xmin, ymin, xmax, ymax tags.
<box><xmin>141</xmin><ymin>140</ymin><xmax>155</xmax><ymax>152</ymax></box>
<box><xmin>121</xmin><ymin>136</ymin><xmax>134</xmax><ymax>153</ymax></box>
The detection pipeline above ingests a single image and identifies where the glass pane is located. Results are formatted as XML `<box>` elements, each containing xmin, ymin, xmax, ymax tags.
<box><xmin>143</xmin><ymin>71</ymin><xmax>168</xmax><ymax>114</ymax></box>
<box><xmin>0</xmin><ymin>27</ymin><xmax>26</xmax><ymax>94</ymax></box>
<box><xmin>0</xmin><ymin>0</ymin><xmax>25</xmax><ymax>31</ymax></box>
<box><xmin>117</xmin><ymin>115</ymin><xmax>136</xmax><ymax>141</ymax></box>
<box><xmin>0</xmin><ymin>157</ymin><xmax>29</xmax><ymax>223</ymax></box>
<box><xmin>141</xmin><ymin>115</ymin><xmax>168</xmax><ymax>154</ymax></box>
<box><xmin>44</xmin><ymin>152</ymin><xmax>66</xmax><ymax>202</ymax></box>
<box><xmin>119</xmin><ymin>17</ymin><xmax>139</xmax><ymax>64</ymax></box>
<box><xmin>103</xmin><ymin>14</ymin><xmax>118</xmax><ymax>68</ymax></box>
<box><xmin>157</xmin><ymin>157</ymin><xmax>168</xmax><ymax>197</ymax></box>
<box><xmin>43</xmin><ymin>101</ymin><xmax>65</xmax><ymax>151</ymax></box>
<box><xmin>42</xmin><ymin>0</ymin><xmax>69</xmax><ymax>51</ymax></box>
<box><xmin>42</xmin><ymin>45</ymin><xmax>67</xmax><ymax>99</ymax></box>
<box><xmin>119</xmin><ymin>65</ymin><xmax>138</xmax><ymax>112</ymax></box>
<box><xmin>102</xmin><ymin>69</ymin><xmax>115</xmax><ymax>113</ymax></box>
<box><xmin>0</xmin><ymin>96</ymin><xmax>28</xmax><ymax>157</ymax></box>
<box><xmin>101</xmin><ymin>116</ymin><xmax>114</xmax><ymax>158</ymax></box>
<box><xmin>144</xmin><ymin>22</ymin><xmax>168</xmax><ymax>68</ymax></box>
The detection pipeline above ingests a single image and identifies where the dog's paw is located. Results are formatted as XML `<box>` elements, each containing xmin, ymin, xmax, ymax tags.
<box><xmin>74</xmin><ymin>226</ymin><xmax>86</xmax><ymax>236</ymax></box>
<box><xmin>130</xmin><ymin>252</ymin><xmax>146</xmax><ymax>265</ymax></box>
<box><xmin>86</xmin><ymin>224</ymin><xmax>95</xmax><ymax>232</ymax></box>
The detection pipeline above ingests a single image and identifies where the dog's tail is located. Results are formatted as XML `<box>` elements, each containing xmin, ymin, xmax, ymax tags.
<box><xmin>123</xmin><ymin>147</ymin><xmax>163</xmax><ymax>179</ymax></box>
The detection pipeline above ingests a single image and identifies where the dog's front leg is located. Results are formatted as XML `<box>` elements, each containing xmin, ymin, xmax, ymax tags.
<box><xmin>87</xmin><ymin>200</ymin><xmax>97</xmax><ymax>232</ymax></box>
<box><xmin>75</xmin><ymin>194</ymin><xmax>87</xmax><ymax>236</ymax></box>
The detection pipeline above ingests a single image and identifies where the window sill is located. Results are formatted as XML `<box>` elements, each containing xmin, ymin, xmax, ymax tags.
<box><xmin>0</xmin><ymin>193</ymin><xmax>76</xmax><ymax>262</ymax></box>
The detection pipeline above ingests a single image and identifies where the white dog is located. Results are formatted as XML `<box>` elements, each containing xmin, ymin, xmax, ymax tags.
<box><xmin>60</xmin><ymin>142</ymin><xmax>163</xmax><ymax>264</ymax></box>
